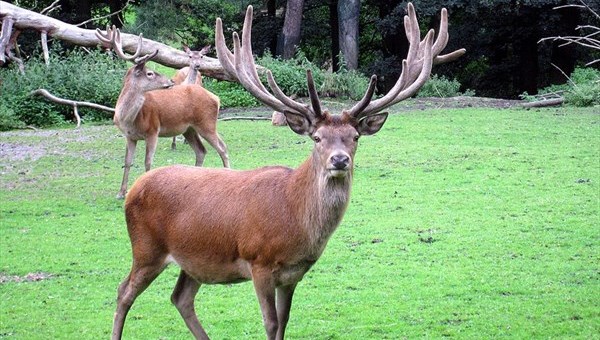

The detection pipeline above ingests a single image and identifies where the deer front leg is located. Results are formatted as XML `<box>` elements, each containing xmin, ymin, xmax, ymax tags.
<box><xmin>144</xmin><ymin>134</ymin><xmax>158</xmax><ymax>171</ymax></box>
<box><xmin>275</xmin><ymin>284</ymin><xmax>297</xmax><ymax>340</ymax></box>
<box><xmin>118</xmin><ymin>138</ymin><xmax>137</xmax><ymax>199</ymax></box>
<box><xmin>252</xmin><ymin>268</ymin><xmax>278</xmax><ymax>340</ymax></box>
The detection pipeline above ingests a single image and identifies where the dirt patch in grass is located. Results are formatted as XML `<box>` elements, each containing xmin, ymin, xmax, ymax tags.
<box><xmin>0</xmin><ymin>272</ymin><xmax>55</xmax><ymax>284</ymax></box>
<box><xmin>219</xmin><ymin>96</ymin><xmax>524</xmax><ymax>118</ymax></box>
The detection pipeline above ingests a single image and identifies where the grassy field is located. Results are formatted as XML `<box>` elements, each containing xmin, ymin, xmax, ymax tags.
<box><xmin>0</xmin><ymin>106</ymin><xmax>598</xmax><ymax>339</ymax></box>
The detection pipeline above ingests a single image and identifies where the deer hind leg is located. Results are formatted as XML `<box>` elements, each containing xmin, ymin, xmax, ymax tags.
<box><xmin>171</xmin><ymin>136</ymin><xmax>177</xmax><ymax>150</ymax></box>
<box><xmin>183</xmin><ymin>128</ymin><xmax>207</xmax><ymax>166</ymax></box>
<box><xmin>118</xmin><ymin>138</ymin><xmax>138</xmax><ymax>199</ymax></box>
<box><xmin>171</xmin><ymin>270</ymin><xmax>209</xmax><ymax>339</ymax></box>
<box><xmin>112</xmin><ymin>260</ymin><xmax>166</xmax><ymax>340</ymax></box>
<box><xmin>144</xmin><ymin>134</ymin><xmax>159</xmax><ymax>171</ymax></box>
<box><xmin>201</xmin><ymin>132</ymin><xmax>230</xmax><ymax>168</ymax></box>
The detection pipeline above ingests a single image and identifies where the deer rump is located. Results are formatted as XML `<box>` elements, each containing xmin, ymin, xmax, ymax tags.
<box><xmin>125</xmin><ymin>164</ymin><xmax>340</xmax><ymax>287</ymax></box>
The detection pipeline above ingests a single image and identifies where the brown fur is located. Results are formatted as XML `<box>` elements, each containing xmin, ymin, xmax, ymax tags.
<box><xmin>109</xmin><ymin>115</ymin><xmax>389</xmax><ymax>340</ymax></box>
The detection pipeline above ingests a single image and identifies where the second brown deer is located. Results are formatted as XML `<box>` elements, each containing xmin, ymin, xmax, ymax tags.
<box><xmin>110</xmin><ymin>3</ymin><xmax>464</xmax><ymax>339</ymax></box>
<box><xmin>95</xmin><ymin>27</ymin><xmax>230</xmax><ymax>199</ymax></box>
<box><xmin>170</xmin><ymin>45</ymin><xmax>211</xmax><ymax>150</ymax></box>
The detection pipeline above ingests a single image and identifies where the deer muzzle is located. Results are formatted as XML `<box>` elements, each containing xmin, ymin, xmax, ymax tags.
<box><xmin>328</xmin><ymin>153</ymin><xmax>351</xmax><ymax>177</ymax></box>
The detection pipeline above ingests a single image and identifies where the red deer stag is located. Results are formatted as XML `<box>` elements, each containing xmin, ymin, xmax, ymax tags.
<box><xmin>170</xmin><ymin>45</ymin><xmax>211</xmax><ymax>150</ymax></box>
<box><xmin>95</xmin><ymin>27</ymin><xmax>230</xmax><ymax>199</ymax></box>
<box><xmin>110</xmin><ymin>3</ymin><xmax>464</xmax><ymax>339</ymax></box>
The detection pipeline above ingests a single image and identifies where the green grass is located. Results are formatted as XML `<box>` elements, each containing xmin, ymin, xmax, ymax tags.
<box><xmin>0</xmin><ymin>107</ymin><xmax>598</xmax><ymax>339</ymax></box>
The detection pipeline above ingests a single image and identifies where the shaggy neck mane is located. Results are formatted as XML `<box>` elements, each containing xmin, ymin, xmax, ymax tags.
<box><xmin>287</xmin><ymin>152</ymin><xmax>353</xmax><ymax>254</ymax></box>
<box><xmin>114</xmin><ymin>81</ymin><xmax>146</xmax><ymax>125</ymax></box>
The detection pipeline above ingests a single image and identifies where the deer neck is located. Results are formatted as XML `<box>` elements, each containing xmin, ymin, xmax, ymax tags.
<box><xmin>114</xmin><ymin>84</ymin><xmax>146</xmax><ymax>126</ymax></box>
<box><xmin>184</xmin><ymin>68</ymin><xmax>198</xmax><ymax>84</ymax></box>
<box><xmin>288</xmin><ymin>153</ymin><xmax>353</xmax><ymax>253</ymax></box>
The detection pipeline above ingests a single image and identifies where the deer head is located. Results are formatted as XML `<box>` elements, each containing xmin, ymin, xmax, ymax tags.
<box><xmin>96</xmin><ymin>26</ymin><xmax>173</xmax><ymax>93</ymax></box>
<box><xmin>216</xmin><ymin>4</ymin><xmax>465</xmax><ymax>179</ymax></box>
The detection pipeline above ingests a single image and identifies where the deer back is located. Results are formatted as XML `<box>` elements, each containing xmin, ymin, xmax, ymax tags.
<box><xmin>134</xmin><ymin>84</ymin><xmax>220</xmax><ymax>136</ymax></box>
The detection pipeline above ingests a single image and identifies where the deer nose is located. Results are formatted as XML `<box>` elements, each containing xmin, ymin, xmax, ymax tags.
<box><xmin>330</xmin><ymin>154</ymin><xmax>350</xmax><ymax>170</ymax></box>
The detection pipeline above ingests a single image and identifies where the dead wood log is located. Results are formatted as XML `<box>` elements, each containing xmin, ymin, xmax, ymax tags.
<box><xmin>30</xmin><ymin>88</ymin><xmax>115</xmax><ymax>128</ymax></box>
<box><xmin>521</xmin><ymin>97</ymin><xmax>565</xmax><ymax>108</ymax></box>
<box><xmin>0</xmin><ymin>1</ymin><xmax>235</xmax><ymax>81</ymax></box>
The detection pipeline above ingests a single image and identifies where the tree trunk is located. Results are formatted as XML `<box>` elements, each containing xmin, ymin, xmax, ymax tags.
<box><xmin>338</xmin><ymin>0</ymin><xmax>359</xmax><ymax>70</ymax></box>
<box><xmin>549</xmin><ymin>5</ymin><xmax>578</xmax><ymax>84</ymax></box>
<box><xmin>0</xmin><ymin>1</ymin><xmax>234</xmax><ymax>80</ymax></box>
<box><xmin>281</xmin><ymin>0</ymin><xmax>304</xmax><ymax>59</ymax></box>
<box><xmin>267</xmin><ymin>0</ymin><xmax>277</xmax><ymax>55</ymax></box>
<box><xmin>329</xmin><ymin>0</ymin><xmax>340</xmax><ymax>72</ymax></box>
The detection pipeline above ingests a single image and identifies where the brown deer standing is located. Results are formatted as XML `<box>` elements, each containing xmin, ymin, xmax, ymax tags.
<box><xmin>111</xmin><ymin>4</ymin><xmax>464</xmax><ymax>339</ymax></box>
<box><xmin>170</xmin><ymin>45</ymin><xmax>211</xmax><ymax>150</ymax></box>
<box><xmin>95</xmin><ymin>27</ymin><xmax>230</xmax><ymax>199</ymax></box>
<box><xmin>172</xmin><ymin>45</ymin><xmax>211</xmax><ymax>86</ymax></box>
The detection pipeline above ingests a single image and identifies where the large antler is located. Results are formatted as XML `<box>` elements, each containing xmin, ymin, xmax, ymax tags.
<box><xmin>216</xmin><ymin>3</ymin><xmax>465</xmax><ymax>123</ymax></box>
<box><xmin>95</xmin><ymin>25</ymin><xmax>158</xmax><ymax>64</ymax></box>
<box><xmin>216</xmin><ymin>6</ymin><xmax>322</xmax><ymax>123</ymax></box>
<box><xmin>347</xmin><ymin>3</ymin><xmax>466</xmax><ymax>119</ymax></box>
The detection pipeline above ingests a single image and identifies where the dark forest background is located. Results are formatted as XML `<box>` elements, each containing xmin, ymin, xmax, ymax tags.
<box><xmin>6</xmin><ymin>0</ymin><xmax>600</xmax><ymax>99</ymax></box>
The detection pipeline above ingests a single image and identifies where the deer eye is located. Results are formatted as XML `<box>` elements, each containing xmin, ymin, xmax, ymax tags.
<box><xmin>353</xmin><ymin>135</ymin><xmax>360</xmax><ymax>142</ymax></box>
<box><xmin>146</xmin><ymin>71</ymin><xmax>155</xmax><ymax>78</ymax></box>
<box><xmin>312</xmin><ymin>136</ymin><xmax>321</xmax><ymax>143</ymax></box>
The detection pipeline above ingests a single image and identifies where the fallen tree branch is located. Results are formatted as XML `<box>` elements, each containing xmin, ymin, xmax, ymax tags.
<box><xmin>30</xmin><ymin>89</ymin><xmax>115</xmax><ymax>128</ymax></box>
<box><xmin>0</xmin><ymin>1</ymin><xmax>236</xmax><ymax>80</ymax></box>
<box><xmin>218</xmin><ymin>116</ymin><xmax>271</xmax><ymax>121</ymax></box>
<box><xmin>521</xmin><ymin>97</ymin><xmax>565</xmax><ymax>108</ymax></box>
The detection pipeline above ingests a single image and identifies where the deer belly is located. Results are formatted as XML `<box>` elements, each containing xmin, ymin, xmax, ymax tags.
<box><xmin>273</xmin><ymin>260</ymin><xmax>316</xmax><ymax>286</ymax></box>
<box><xmin>166</xmin><ymin>254</ymin><xmax>252</xmax><ymax>284</ymax></box>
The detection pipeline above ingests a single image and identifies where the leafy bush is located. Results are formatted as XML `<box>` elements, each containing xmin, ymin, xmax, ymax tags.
<box><xmin>521</xmin><ymin>67</ymin><xmax>599</xmax><ymax>107</ymax></box>
<box><xmin>416</xmin><ymin>74</ymin><xmax>475</xmax><ymax>98</ymax></box>
<box><xmin>320</xmin><ymin>68</ymin><xmax>371</xmax><ymax>100</ymax></box>
<box><xmin>257</xmin><ymin>51</ymin><xmax>324</xmax><ymax>97</ymax></box>
<box><xmin>203</xmin><ymin>79</ymin><xmax>260</xmax><ymax>108</ymax></box>
<box><xmin>0</xmin><ymin>45</ymin><xmax>126</xmax><ymax>129</ymax></box>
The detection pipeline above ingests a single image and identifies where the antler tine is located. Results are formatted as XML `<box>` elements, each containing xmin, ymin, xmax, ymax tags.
<box><xmin>216</xmin><ymin>5</ymin><xmax>314</xmax><ymax>118</ymax></box>
<box><xmin>95</xmin><ymin>25</ymin><xmax>113</xmax><ymax>44</ymax></box>
<box><xmin>134</xmin><ymin>49</ymin><xmax>159</xmax><ymax>65</ymax></box>
<box><xmin>215</xmin><ymin>18</ymin><xmax>237</xmax><ymax>80</ymax></box>
<box><xmin>354</xmin><ymin>2</ymin><xmax>464</xmax><ymax>117</ymax></box>
<box><xmin>113</xmin><ymin>29</ymin><xmax>144</xmax><ymax>62</ymax></box>
<box><xmin>231</xmin><ymin>32</ymin><xmax>289</xmax><ymax>111</ymax></box>
<box><xmin>96</xmin><ymin>25</ymin><xmax>145</xmax><ymax>63</ymax></box>
<box><xmin>432</xmin><ymin>8</ymin><xmax>466</xmax><ymax>65</ymax></box>
<box><xmin>346</xmin><ymin>75</ymin><xmax>377</xmax><ymax>119</ymax></box>
<box><xmin>306</xmin><ymin>70</ymin><xmax>323</xmax><ymax>118</ymax></box>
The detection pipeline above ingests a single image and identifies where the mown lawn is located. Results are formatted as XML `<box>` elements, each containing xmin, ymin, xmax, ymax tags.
<box><xmin>0</xmin><ymin>106</ymin><xmax>598</xmax><ymax>339</ymax></box>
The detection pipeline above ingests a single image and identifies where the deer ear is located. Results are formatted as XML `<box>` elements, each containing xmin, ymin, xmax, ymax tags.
<box><xmin>283</xmin><ymin>111</ymin><xmax>312</xmax><ymax>135</ymax></box>
<box><xmin>357</xmin><ymin>112</ymin><xmax>388</xmax><ymax>135</ymax></box>
<box><xmin>133</xmin><ymin>62</ymin><xmax>146</xmax><ymax>76</ymax></box>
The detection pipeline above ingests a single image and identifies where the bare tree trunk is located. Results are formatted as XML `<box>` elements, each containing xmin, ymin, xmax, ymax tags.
<box><xmin>329</xmin><ymin>0</ymin><xmax>340</xmax><ymax>72</ymax></box>
<box><xmin>0</xmin><ymin>1</ymin><xmax>234</xmax><ymax>80</ymax></box>
<box><xmin>338</xmin><ymin>0</ymin><xmax>360</xmax><ymax>70</ymax></box>
<box><xmin>281</xmin><ymin>0</ymin><xmax>304</xmax><ymax>59</ymax></box>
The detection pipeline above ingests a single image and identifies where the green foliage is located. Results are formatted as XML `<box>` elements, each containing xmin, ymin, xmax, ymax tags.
<box><xmin>257</xmin><ymin>51</ymin><xmax>324</xmax><ymax>97</ymax></box>
<box><xmin>521</xmin><ymin>67</ymin><xmax>600</xmax><ymax>107</ymax></box>
<box><xmin>0</xmin><ymin>45</ymin><xmax>126</xmax><ymax>129</ymax></box>
<box><xmin>1</xmin><ymin>107</ymin><xmax>598</xmax><ymax>338</ymax></box>
<box><xmin>416</xmin><ymin>74</ymin><xmax>475</xmax><ymax>98</ymax></box>
<box><xmin>0</xmin><ymin>101</ymin><xmax>26</xmax><ymax>131</ymax></box>
<box><xmin>127</xmin><ymin>0</ymin><xmax>255</xmax><ymax>48</ymax></box>
<box><xmin>203</xmin><ymin>79</ymin><xmax>260</xmax><ymax>108</ymax></box>
<box><xmin>320</xmin><ymin>69</ymin><xmax>371</xmax><ymax>100</ymax></box>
